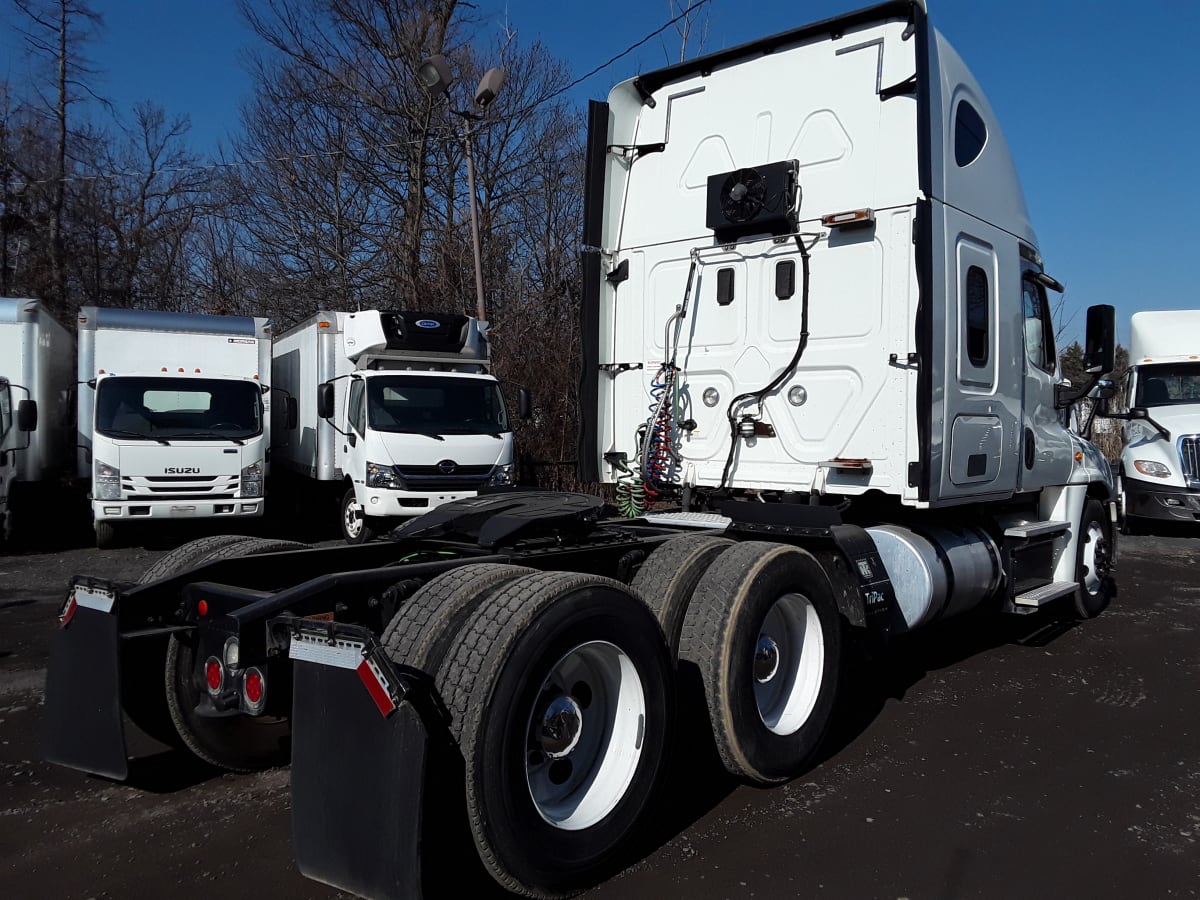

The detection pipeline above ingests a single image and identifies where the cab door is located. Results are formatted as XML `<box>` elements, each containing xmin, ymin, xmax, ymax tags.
<box><xmin>1017</xmin><ymin>273</ymin><xmax>1072</xmax><ymax>490</ymax></box>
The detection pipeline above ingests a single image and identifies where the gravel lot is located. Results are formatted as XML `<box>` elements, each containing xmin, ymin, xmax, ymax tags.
<box><xmin>1</xmin><ymin>521</ymin><xmax>1198</xmax><ymax>899</ymax></box>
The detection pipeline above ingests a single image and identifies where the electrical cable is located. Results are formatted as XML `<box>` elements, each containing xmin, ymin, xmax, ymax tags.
<box><xmin>718</xmin><ymin>233</ymin><xmax>814</xmax><ymax>491</ymax></box>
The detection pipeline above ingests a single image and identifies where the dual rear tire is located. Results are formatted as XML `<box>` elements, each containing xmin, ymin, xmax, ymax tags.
<box><xmin>385</xmin><ymin>566</ymin><xmax>674</xmax><ymax>898</ymax></box>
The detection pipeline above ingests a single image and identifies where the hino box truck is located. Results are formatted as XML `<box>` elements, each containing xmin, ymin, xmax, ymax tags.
<box><xmin>271</xmin><ymin>309</ymin><xmax>524</xmax><ymax>543</ymax></box>
<box><xmin>0</xmin><ymin>299</ymin><xmax>72</xmax><ymax>546</ymax></box>
<box><xmin>44</xmin><ymin>2</ymin><xmax>1122</xmax><ymax>898</ymax></box>
<box><xmin>1110</xmin><ymin>310</ymin><xmax>1200</xmax><ymax>529</ymax></box>
<box><xmin>77</xmin><ymin>306</ymin><xmax>273</xmax><ymax>548</ymax></box>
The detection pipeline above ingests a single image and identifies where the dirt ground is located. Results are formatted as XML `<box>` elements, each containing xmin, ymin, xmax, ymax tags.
<box><xmin>1</xmin><ymin>521</ymin><xmax>1198</xmax><ymax>899</ymax></box>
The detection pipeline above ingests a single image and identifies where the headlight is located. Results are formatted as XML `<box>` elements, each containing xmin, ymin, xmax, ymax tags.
<box><xmin>1133</xmin><ymin>460</ymin><xmax>1171</xmax><ymax>478</ymax></box>
<box><xmin>366</xmin><ymin>461</ymin><xmax>403</xmax><ymax>489</ymax></box>
<box><xmin>240</xmin><ymin>461</ymin><xmax>264</xmax><ymax>498</ymax></box>
<box><xmin>486</xmin><ymin>463</ymin><xmax>514</xmax><ymax>487</ymax></box>
<box><xmin>94</xmin><ymin>461</ymin><xmax>121</xmax><ymax>500</ymax></box>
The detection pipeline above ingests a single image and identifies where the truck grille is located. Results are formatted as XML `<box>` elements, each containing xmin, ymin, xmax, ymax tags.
<box><xmin>395</xmin><ymin>464</ymin><xmax>492</xmax><ymax>493</ymax></box>
<box><xmin>1181</xmin><ymin>435</ymin><xmax>1200</xmax><ymax>489</ymax></box>
<box><xmin>122</xmin><ymin>474</ymin><xmax>239</xmax><ymax>500</ymax></box>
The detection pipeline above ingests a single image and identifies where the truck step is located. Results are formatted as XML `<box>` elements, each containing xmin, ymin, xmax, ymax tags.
<box><xmin>1013</xmin><ymin>580</ymin><xmax>1078</xmax><ymax>607</ymax></box>
<box><xmin>641</xmin><ymin>511</ymin><xmax>731</xmax><ymax>530</ymax></box>
<box><xmin>1004</xmin><ymin>520</ymin><xmax>1070</xmax><ymax>539</ymax></box>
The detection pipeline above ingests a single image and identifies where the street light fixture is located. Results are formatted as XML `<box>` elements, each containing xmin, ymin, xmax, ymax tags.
<box><xmin>417</xmin><ymin>54</ymin><xmax>505</xmax><ymax>325</ymax></box>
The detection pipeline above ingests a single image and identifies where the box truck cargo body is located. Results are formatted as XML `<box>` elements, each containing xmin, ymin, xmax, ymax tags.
<box><xmin>271</xmin><ymin>310</ymin><xmax>517</xmax><ymax>542</ymax></box>
<box><xmin>1116</xmin><ymin>310</ymin><xmax>1200</xmax><ymax>527</ymax></box>
<box><xmin>0</xmin><ymin>299</ymin><xmax>73</xmax><ymax>544</ymax></box>
<box><xmin>77</xmin><ymin>307</ymin><xmax>272</xmax><ymax>547</ymax></box>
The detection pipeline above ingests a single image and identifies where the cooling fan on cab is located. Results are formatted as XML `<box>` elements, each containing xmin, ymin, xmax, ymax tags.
<box><xmin>705</xmin><ymin>160</ymin><xmax>800</xmax><ymax>242</ymax></box>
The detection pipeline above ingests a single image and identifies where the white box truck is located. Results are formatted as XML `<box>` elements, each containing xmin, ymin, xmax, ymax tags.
<box><xmin>271</xmin><ymin>309</ymin><xmax>526</xmax><ymax>543</ymax></box>
<box><xmin>1111</xmin><ymin>310</ymin><xmax>1200</xmax><ymax>529</ymax></box>
<box><xmin>77</xmin><ymin>306</ymin><xmax>273</xmax><ymax>548</ymax></box>
<box><xmin>0</xmin><ymin>299</ymin><xmax>73</xmax><ymax>546</ymax></box>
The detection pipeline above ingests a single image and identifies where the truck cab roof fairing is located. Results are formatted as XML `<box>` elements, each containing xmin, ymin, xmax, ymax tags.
<box><xmin>925</xmin><ymin>29</ymin><xmax>1037</xmax><ymax>247</ymax></box>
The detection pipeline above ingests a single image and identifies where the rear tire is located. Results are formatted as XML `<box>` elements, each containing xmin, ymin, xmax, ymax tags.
<box><xmin>381</xmin><ymin>563</ymin><xmax>535</xmax><ymax>674</ymax></box>
<box><xmin>341</xmin><ymin>486</ymin><xmax>378</xmax><ymax>544</ymax></box>
<box><xmin>679</xmin><ymin>541</ymin><xmax>842</xmax><ymax>785</ymax></box>
<box><xmin>164</xmin><ymin>537</ymin><xmax>309</xmax><ymax>771</ymax></box>
<box><xmin>137</xmin><ymin>535</ymin><xmax>258</xmax><ymax>584</ymax></box>
<box><xmin>437</xmin><ymin>571</ymin><xmax>673</xmax><ymax>897</ymax></box>
<box><xmin>1073</xmin><ymin>497</ymin><xmax>1115</xmax><ymax>619</ymax></box>
<box><xmin>630</xmin><ymin>534</ymin><xmax>734</xmax><ymax>659</ymax></box>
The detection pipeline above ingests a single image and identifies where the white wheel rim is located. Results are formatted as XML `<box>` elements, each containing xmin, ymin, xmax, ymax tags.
<box><xmin>753</xmin><ymin>592</ymin><xmax>825</xmax><ymax>736</ymax></box>
<box><xmin>344</xmin><ymin>495</ymin><xmax>363</xmax><ymax>538</ymax></box>
<box><xmin>525</xmin><ymin>640</ymin><xmax>646</xmax><ymax>831</ymax></box>
<box><xmin>1082</xmin><ymin>521</ymin><xmax>1108</xmax><ymax>594</ymax></box>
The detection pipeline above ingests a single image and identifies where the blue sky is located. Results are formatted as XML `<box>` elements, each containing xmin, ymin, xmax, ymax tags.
<box><xmin>3</xmin><ymin>0</ymin><xmax>1197</xmax><ymax>348</ymax></box>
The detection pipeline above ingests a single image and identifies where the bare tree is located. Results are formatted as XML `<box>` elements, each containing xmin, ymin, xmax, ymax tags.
<box><xmin>669</xmin><ymin>0</ymin><xmax>709</xmax><ymax>63</ymax></box>
<box><xmin>10</xmin><ymin>0</ymin><xmax>106</xmax><ymax>317</ymax></box>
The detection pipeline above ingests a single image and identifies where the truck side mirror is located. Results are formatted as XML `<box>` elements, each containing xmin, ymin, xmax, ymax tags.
<box><xmin>517</xmin><ymin>387</ymin><xmax>533</xmax><ymax>420</ymax></box>
<box><xmin>317</xmin><ymin>383</ymin><xmax>334</xmax><ymax>420</ymax></box>
<box><xmin>1084</xmin><ymin>304</ymin><xmax>1115</xmax><ymax>375</ymax></box>
<box><xmin>286</xmin><ymin>397</ymin><xmax>298</xmax><ymax>431</ymax></box>
<box><xmin>17</xmin><ymin>399</ymin><xmax>37</xmax><ymax>433</ymax></box>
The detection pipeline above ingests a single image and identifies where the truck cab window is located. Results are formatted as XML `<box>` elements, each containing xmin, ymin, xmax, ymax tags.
<box><xmin>1021</xmin><ymin>279</ymin><xmax>1056</xmax><ymax>374</ymax></box>
<box><xmin>954</xmin><ymin>99</ymin><xmax>987</xmax><ymax>167</ymax></box>
<box><xmin>1135</xmin><ymin>364</ymin><xmax>1200</xmax><ymax>407</ymax></box>
<box><xmin>95</xmin><ymin>377</ymin><xmax>262</xmax><ymax>439</ymax></box>
<box><xmin>965</xmin><ymin>265</ymin><xmax>989</xmax><ymax>367</ymax></box>
<box><xmin>348</xmin><ymin>379</ymin><xmax>366</xmax><ymax>436</ymax></box>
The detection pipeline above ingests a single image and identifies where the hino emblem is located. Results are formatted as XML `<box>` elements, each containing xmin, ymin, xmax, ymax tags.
<box><xmin>165</xmin><ymin>467</ymin><xmax>201</xmax><ymax>474</ymax></box>
<box><xmin>436</xmin><ymin>459</ymin><xmax>457</xmax><ymax>475</ymax></box>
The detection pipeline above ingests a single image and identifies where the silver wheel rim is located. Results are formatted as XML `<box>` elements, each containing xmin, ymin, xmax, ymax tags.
<box><xmin>525</xmin><ymin>640</ymin><xmax>646</xmax><ymax>831</ymax></box>
<box><xmin>1082</xmin><ymin>520</ymin><xmax>1108</xmax><ymax>595</ymax></box>
<box><xmin>754</xmin><ymin>592</ymin><xmax>825</xmax><ymax>736</ymax></box>
<box><xmin>344</xmin><ymin>494</ymin><xmax>363</xmax><ymax>539</ymax></box>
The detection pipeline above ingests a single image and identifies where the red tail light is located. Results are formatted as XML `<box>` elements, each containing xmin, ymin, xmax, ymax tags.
<box><xmin>245</xmin><ymin>669</ymin><xmax>263</xmax><ymax>704</ymax></box>
<box><xmin>205</xmin><ymin>657</ymin><xmax>223</xmax><ymax>694</ymax></box>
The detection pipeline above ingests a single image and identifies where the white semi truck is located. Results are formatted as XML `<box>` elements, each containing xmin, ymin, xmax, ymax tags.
<box><xmin>44</xmin><ymin>3</ymin><xmax>1123</xmax><ymax>898</ymax></box>
<box><xmin>0</xmin><ymin>299</ymin><xmax>73</xmax><ymax>546</ymax></box>
<box><xmin>271</xmin><ymin>309</ymin><xmax>525</xmax><ymax>543</ymax></box>
<box><xmin>1110</xmin><ymin>310</ymin><xmax>1200</xmax><ymax>529</ymax></box>
<box><xmin>77</xmin><ymin>306</ymin><xmax>273</xmax><ymax>548</ymax></box>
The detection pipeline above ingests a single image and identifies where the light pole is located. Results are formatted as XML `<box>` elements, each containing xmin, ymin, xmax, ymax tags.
<box><xmin>417</xmin><ymin>54</ymin><xmax>505</xmax><ymax>325</ymax></box>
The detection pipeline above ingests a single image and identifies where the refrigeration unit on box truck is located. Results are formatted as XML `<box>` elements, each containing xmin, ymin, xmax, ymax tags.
<box><xmin>1111</xmin><ymin>309</ymin><xmax>1200</xmax><ymax>529</ymax></box>
<box><xmin>77</xmin><ymin>306</ymin><xmax>273</xmax><ymax>548</ymax></box>
<box><xmin>271</xmin><ymin>309</ymin><xmax>525</xmax><ymax>543</ymax></box>
<box><xmin>0</xmin><ymin>299</ymin><xmax>73</xmax><ymax>546</ymax></box>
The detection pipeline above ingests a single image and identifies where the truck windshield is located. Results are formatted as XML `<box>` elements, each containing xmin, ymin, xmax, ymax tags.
<box><xmin>366</xmin><ymin>374</ymin><xmax>509</xmax><ymax>435</ymax></box>
<box><xmin>96</xmin><ymin>377</ymin><xmax>263</xmax><ymax>440</ymax></box>
<box><xmin>1135</xmin><ymin>364</ymin><xmax>1200</xmax><ymax>408</ymax></box>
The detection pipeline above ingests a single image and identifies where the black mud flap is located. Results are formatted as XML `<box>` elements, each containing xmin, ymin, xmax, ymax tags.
<box><xmin>42</xmin><ymin>585</ymin><xmax>129</xmax><ymax>780</ymax></box>
<box><xmin>282</xmin><ymin>619</ymin><xmax>429</xmax><ymax>900</ymax></box>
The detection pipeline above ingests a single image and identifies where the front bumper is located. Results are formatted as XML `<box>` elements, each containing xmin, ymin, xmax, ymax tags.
<box><xmin>1122</xmin><ymin>477</ymin><xmax>1200</xmax><ymax>523</ymax></box>
<box><xmin>92</xmin><ymin>497</ymin><xmax>264</xmax><ymax>521</ymax></box>
<box><xmin>360</xmin><ymin>487</ymin><xmax>479</xmax><ymax>519</ymax></box>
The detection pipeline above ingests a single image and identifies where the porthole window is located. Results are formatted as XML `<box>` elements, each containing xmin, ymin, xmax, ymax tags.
<box><xmin>954</xmin><ymin>100</ymin><xmax>987</xmax><ymax>167</ymax></box>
